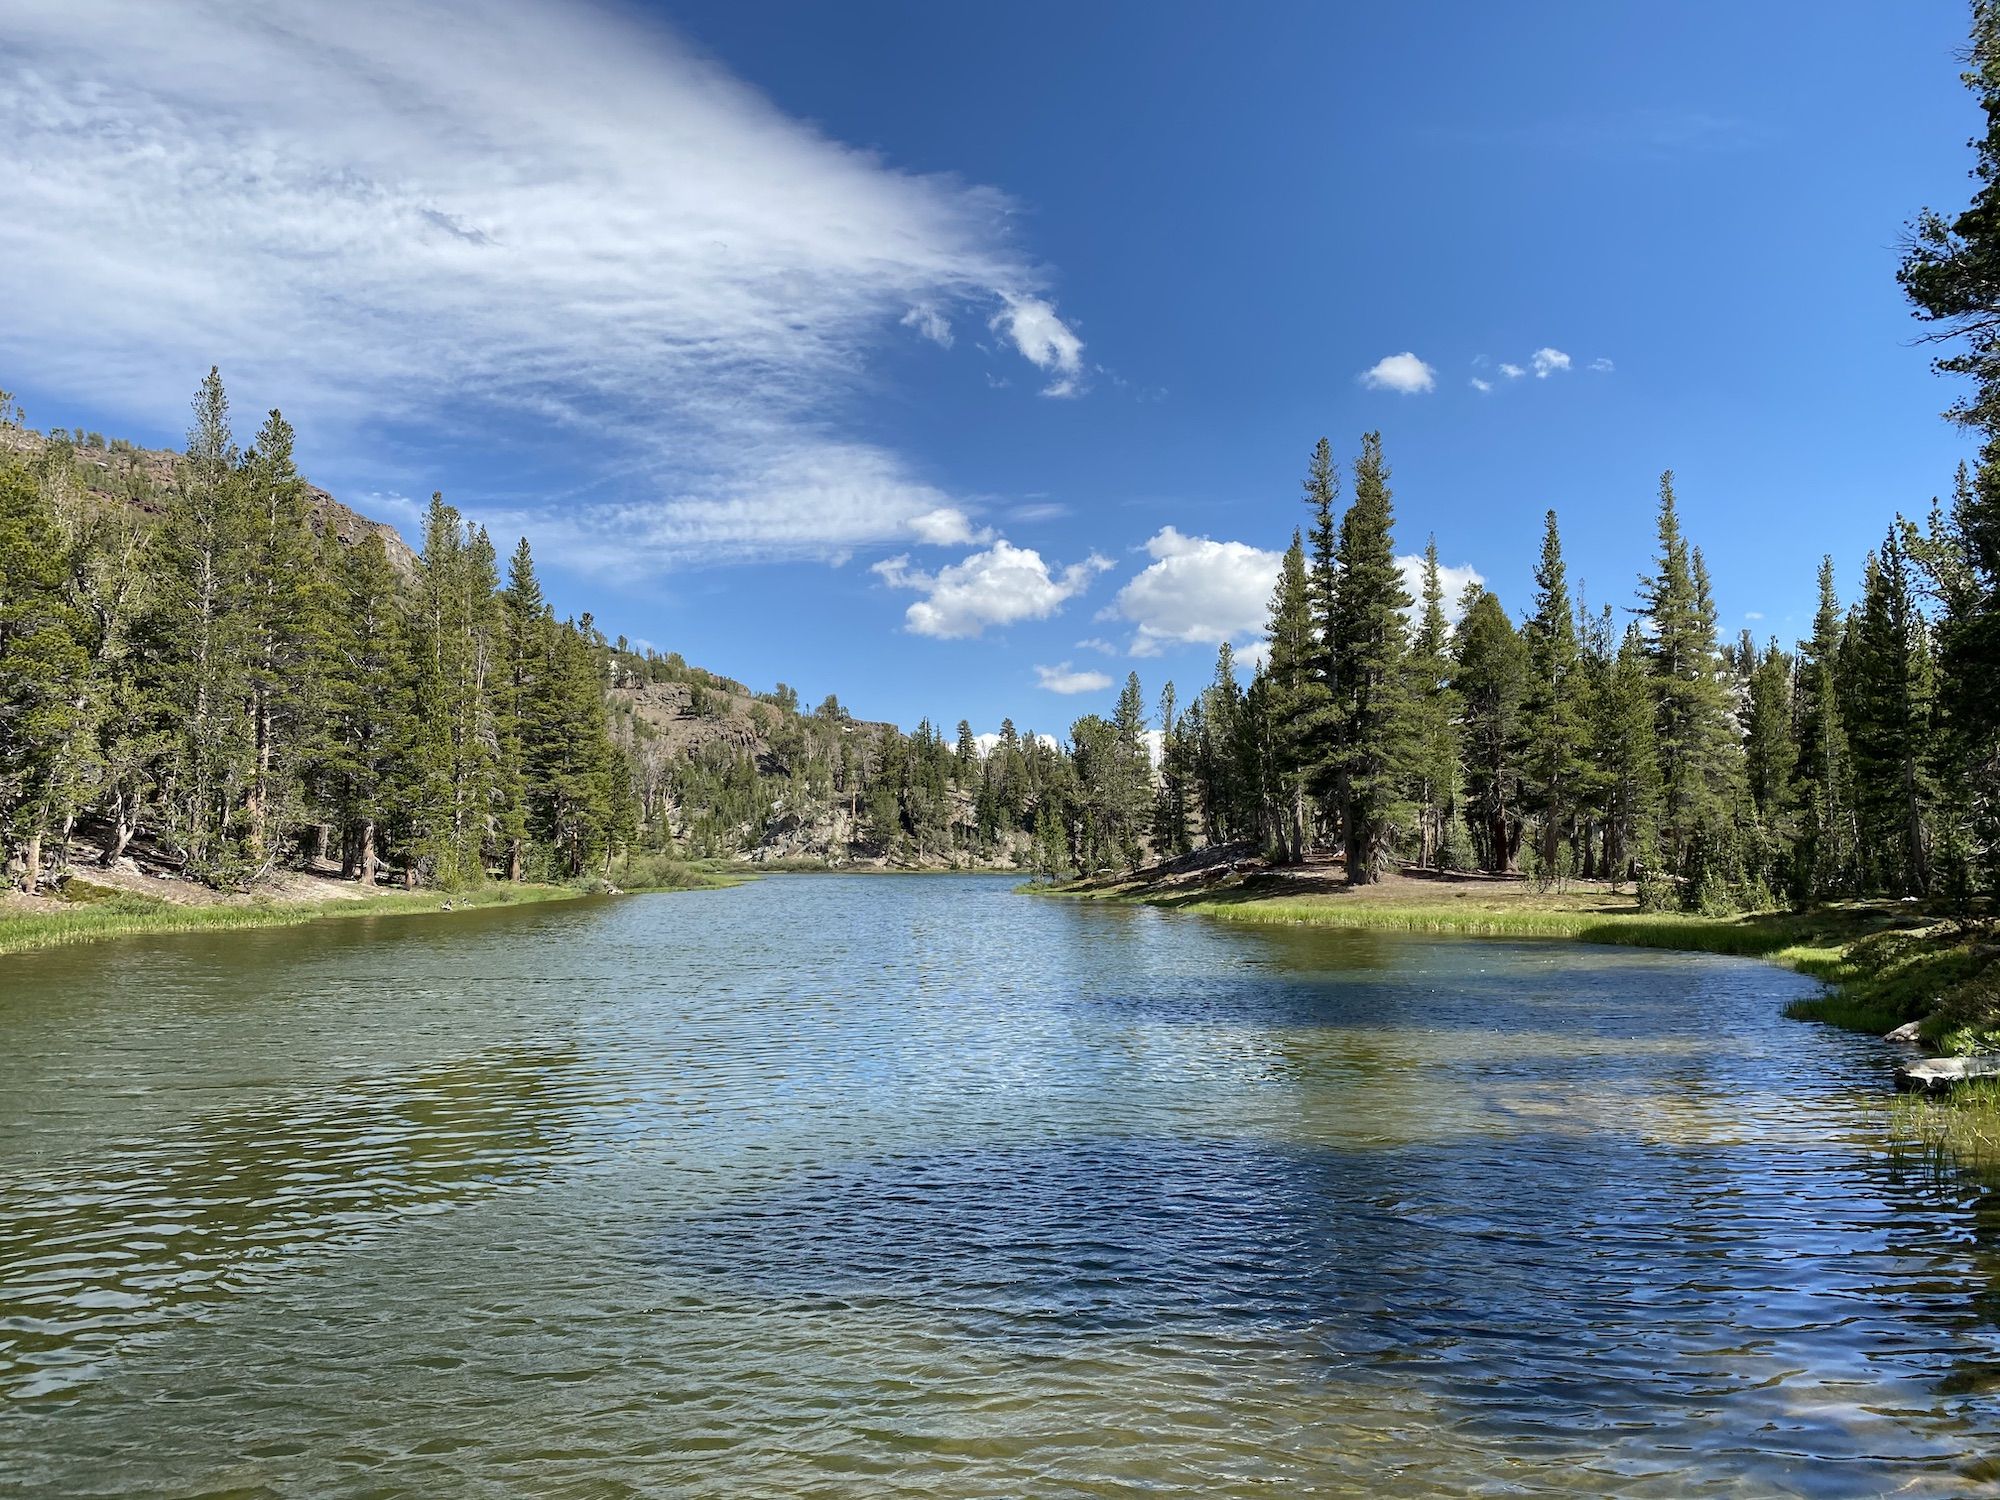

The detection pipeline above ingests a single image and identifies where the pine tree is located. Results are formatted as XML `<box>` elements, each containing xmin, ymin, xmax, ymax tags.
<box><xmin>1846</xmin><ymin>524</ymin><xmax>1937</xmax><ymax>894</ymax></box>
<box><xmin>1110</xmin><ymin>671</ymin><xmax>1150</xmax><ymax>866</ymax></box>
<box><xmin>1521</xmin><ymin>510</ymin><xmax>1588</xmax><ymax>879</ymax></box>
<box><xmin>495</xmin><ymin>537</ymin><xmax>546</xmax><ymax>880</ymax></box>
<box><xmin>1898</xmin><ymin>3</ymin><xmax>2000</xmax><ymax>889</ymax></box>
<box><xmin>1597</xmin><ymin>622</ymin><xmax>1663</xmax><ymax>882</ymax></box>
<box><xmin>1152</xmin><ymin>681</ymin><xmax>1194</xmax><ymax>858</ymax></box>
<box><xmin>1330</xmin><ymin>432</ymin><xmax>1413</xmax><ymax>883</ymax></box>
<box><xmin>239</xmin><ymin>408</ymin><xmax>327</xmax><ymax>867</ymax></box>
<box><xmin>0</xmin><ymin>461</ymin><xmax>88</xmax><ymax>891</ymax></box>
<box><xmin>1264</xmin><ymin>532</ymin><xmax>1325</xmax><ymax>862</ymax></box>
<box><xmin>1299</xmin><ymin>437</ymin><xmax>1342</xmax><ymax>815</ymax></box>
<box><xmin>403</xmin><ymin>494</ymin><xmax>498</xmax><ymax>887</ymax></box>
<box><xmin>1638</xmin><ymin>473</ymin><xmax>1736</xmax><ymax>878</ymax></box>
<box><xmin>150</xmin><ymin>368</ymin><xmax>255</xmax><ymax>879</ymax></box>
<box><xmin>1195</xmin><ymin>642</ymin><xmax>1247</xmax><ymax>843</ymax></box>
<box><xmin>1790</xmin><ymin>556</ymin><xmax>1854</xmax><ymax>899</ymax></box>
<box><xmin>326</xmin><ymin>535</ymin><xmax>409</xmax><ymax>885</ymax></box>
<box><xmin>1452</xmin><ymin>587</ymin><xmax>1527</xmax><ymax>873</ymax></box>
<box><xmin>1741</xmin><ymin>637</ymin><xmax>1799</xmax><ymax>896</ymax></box>
<box><xmin>1407</xmin><ymin>538</ymin><xmax>1461</xmax><ymax>869</ymax></box>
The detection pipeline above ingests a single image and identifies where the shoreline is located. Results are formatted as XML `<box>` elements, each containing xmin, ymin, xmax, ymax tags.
<box><xmin>1030</xmin><ymin>855</ymin><xmax>1996</xmax><ymax>1048</ymax></box>
<box><xmin>0</xmin><ymin>855</ymin><xmax>748</xmax><ymax>960</ymax></box>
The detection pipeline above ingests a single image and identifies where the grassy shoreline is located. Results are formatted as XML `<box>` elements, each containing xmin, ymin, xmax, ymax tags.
<box><xmin>1033</xmin><ymin>865</ymin><xmax>1996</xmax><ymax>1046</ymax></box>
<box><xmin>0</xmin><ymin>854</ymin><xmax>745</xmax><ymax>959</ymax></box>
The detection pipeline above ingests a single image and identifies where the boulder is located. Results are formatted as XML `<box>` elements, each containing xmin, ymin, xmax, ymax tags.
<box><xmin>1884</xmin><ymin>1020</ymin><xmax>1925</xmax><ymax>1045</ymax></box>
<box><xmin>1894</xmin><ymin>1055</ymin><xmax>2000</xmax><ymax>1094</ymax></box>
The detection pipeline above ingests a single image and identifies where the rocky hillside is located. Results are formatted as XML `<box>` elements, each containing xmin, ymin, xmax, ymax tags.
<box><xmin>1</xmin><ymin>425</ymin><xmax>418</xmax><ymax>573</ymax></box>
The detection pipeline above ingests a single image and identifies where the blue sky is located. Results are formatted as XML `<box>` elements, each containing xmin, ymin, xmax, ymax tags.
<box><xmin>0</xmin><ymin>0</ymin><xmax>1981</xmax><ymax>737</ymax></box>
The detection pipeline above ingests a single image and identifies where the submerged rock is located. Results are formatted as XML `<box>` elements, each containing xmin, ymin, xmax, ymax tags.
<box><xmin>1893</xmin><ymin>1055</ymin><xmax>2000</xmax><ymax>1093</ymax></box>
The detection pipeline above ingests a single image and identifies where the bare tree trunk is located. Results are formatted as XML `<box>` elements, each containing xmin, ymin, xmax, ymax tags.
<box><xmin>21</xmin><ymin>832</ymin><xmax>42</xmax><ymax>895</ymax></box>
<box><xmin>359</xmin><ymin>819</ymin><xmax>378</xmax><ymax>886</ymax></box>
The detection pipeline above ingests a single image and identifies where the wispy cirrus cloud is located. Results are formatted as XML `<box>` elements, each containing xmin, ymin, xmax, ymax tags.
<box><xmin>0</xmin><ymin>0</ymin><xmax>1085</xmax><ymax>572</ymax></box>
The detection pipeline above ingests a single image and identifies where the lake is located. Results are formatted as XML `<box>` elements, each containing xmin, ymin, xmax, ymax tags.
<box><xmin>2</xmin><ymin>874</ymin><xmax>1998</xmax><ymax>1496</ymax></box>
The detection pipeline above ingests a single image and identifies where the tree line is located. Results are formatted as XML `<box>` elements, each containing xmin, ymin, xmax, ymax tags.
<box><xmin>1</xmin><ymin>370</ymin><xmax>626</xmax><ymax>892</ymax></box>
<box><xmin>1062</xmin><ymin>441</ymin><xmax>1988</xmax><ymax>915</ymax></box>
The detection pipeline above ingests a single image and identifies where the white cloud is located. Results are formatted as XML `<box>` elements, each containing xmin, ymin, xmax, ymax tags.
<box><xmin>1589</xmin><ymin>357</ymin><xmax>1615</xmax><ymax>373</ymax></box>
<box><xmin>1008</xmin><ymin>501</ymin><xmax>1069</xmax><ymax>523</ymax></box>
<box><xmin>1470</xmin><ymin>376</ymin><xmax>1493</xmax><ymax>393</ymax></box>
<box><xmin>0</xmin><ymin>0</ymin><xmax>1076</xmax><ymax>572</ymax></box>
<box><xmin>991</xmin><ymin>295</ymin><xmax>1084</xmax><ymax>396</ymax></box>
<box><xmin>1500</xmin><ymin>363</ymin><xmax>1527</xmax><ymax>379</ymax></box>
<box><xmin>907</xmin><ymin>507</ymin><xmax>993</xmax><ymax>547</ymax></box>
<box><xmin>901</xmin><ymin>303</ymin><xmax>954</xmax><ymax>348</ymax></box>
<box><xmin>1530</xmin><ymin>347</ymin><xmax>1572</xmax><ymax>378</ymax></box>
<box><xmin>1396</xmin><ymin>554</ymin><xmax>1485</xmax><ymax>623</ymax></box>
<box><xmin>1745</xmin><ymin>610</ymin><xmax>1764</xmax><ymax>621</ymax></box>
<box><xmin>1035</xmin><ymin>663</ymin><xmax>1113</xmax><ymax>695</ymax></box>
<box><xmin>1074</xmin><ymin>637</ymin><xmax>1118</xmax><ymax>655</ymax></box>
<box><xmin>874</xmin><ymin>540</ymin><xmax>1111</xmax><ymax>639</ymax></box>
<box><xmin>1111</xmin><ymin>526</ymin><xmax>1283</xmax><ymax>657</ymax></box>
<box><xmin>1359</xmin><ymin>352</ymin><xmax>1437</xmax><ymax>394</ymax></box>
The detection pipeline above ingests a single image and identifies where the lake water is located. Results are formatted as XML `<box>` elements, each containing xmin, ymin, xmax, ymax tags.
<box><xmin>2</xmin><ymin>874</ymin><xmax>1998</xmax><ymax>1497</ymax></box>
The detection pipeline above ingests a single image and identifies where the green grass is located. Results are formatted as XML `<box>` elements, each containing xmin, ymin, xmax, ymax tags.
<box><xmin>1041</xmin><ymin>877</ymin><xmax>1877</xmax><ymax>974</ymax></box>
<box><xmin>1892</xmin><ymin>1080</ymin><xmax>2000</xmax><ymax>1180</ymax></box>
<box><xmin>0</xmin><ymin>880</ymin><xmax>590</xmax><ymax>958</ymax></box>
<box><xmin>611</xmin><ymin>852</ymin><xmax>750</xmax><ymax>891</ymax></box>
<box><xmin>0</xmin><ymin>855</ymin><xmax>748</xmax><ymax>959</ymax></box>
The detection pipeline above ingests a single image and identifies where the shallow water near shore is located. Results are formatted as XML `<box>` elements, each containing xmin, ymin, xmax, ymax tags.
<box><xmin>2</xmin><ymin>873</ymin><xmax>1998</xmax><ymax>1496</ymax></box>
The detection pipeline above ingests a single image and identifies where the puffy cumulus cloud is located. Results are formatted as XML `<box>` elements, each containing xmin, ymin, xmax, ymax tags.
<box><xmin>1500</xmin><ymin>362</ymin><xmax>1527</xmax><ymax>379</ymax></box>
<box><xmin>1359</xmin><ymin>352</ymin><xmax>1437</xmax><ymax>394</ymax></box>
<box><xmin>1530</xmin><ymin>347</ymin><xmax>1572</xmax><ymax>378</ymax></box>
<box><xmin>874</xmin><ymin>540</ymin><xmax>1111</xmax><ymax>639</ymax></box>
<box><xmin>1110</xmin><ymin>526</ymin><xmax>1284</xmax><ymax>656</ymax></box>
<box><xmin>1035</xmin><ymin>663</ymin><xmax>1113</xmax><ymax>695</ymax></box>
<box><xmin>1395</xmin><ymin>554</ymin><xmax>1486</xmax><ymax>622</ymax></box>
<box><xmin>0</xmin><ymin>0</ymin><xmax>1080</xmax><ymax>572</ymax></box>
<box><xmin>992</xmin><ymin>295</ymin><xmax>1084</xmax><ymax>396</ymax></box>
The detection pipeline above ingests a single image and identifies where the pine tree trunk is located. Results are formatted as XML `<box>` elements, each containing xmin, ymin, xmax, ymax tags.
<box><xmin>101</xmin><ymin>795</ymin><xmax>134</xmax><ymax>868</ymax></box>
<box><xmin>21</xmin><ymin>832</ymin><xmax>42</xmax><ymax>895</ymax></box>
<box><xmin>359</xmin><ymin>819</ymin><xmax>378</xmax><ymax>886</ymax></box>
<box><xmin>508</xmin><ymin>838</ymin><xmax>523</xmax><ymax>883</ymax></box>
